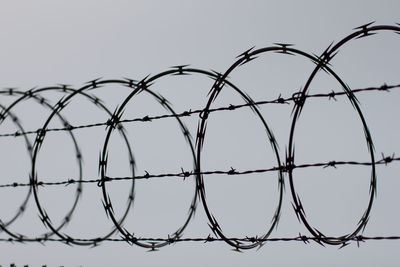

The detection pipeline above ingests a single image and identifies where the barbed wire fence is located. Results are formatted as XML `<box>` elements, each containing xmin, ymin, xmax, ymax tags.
<box><xmin>0</xmin><ymin>22</ymin><xmax>399</xmax><ymax>251</ymax></box>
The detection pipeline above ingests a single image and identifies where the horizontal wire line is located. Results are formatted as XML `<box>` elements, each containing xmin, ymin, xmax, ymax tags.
<box><xmin>0</xmin><ymin>83</ymin><xmax>398</xmax><ymax>138</ymax></box>
<box><xmin>1</xmin><ymin>155</ymin><xmax>398</xmax><ymax>188</ymax></box>
<box><xmin>1</xmin><ymin>235</ymin><xmax>399</xmax><ymax>244</ymax></box>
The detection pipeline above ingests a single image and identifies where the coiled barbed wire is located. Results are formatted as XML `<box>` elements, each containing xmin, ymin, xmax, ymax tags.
<box><xmin>287</xmin><ymin>23</ymin><xmax>400</xmax><ymax>247</ymax></box>
<box><xmin>0</xmin><ymin>86</ymin><xmax>138</xmax><ymax>246</ymax></box>
<box><xmin>197</xmin><ymin>22</ymin><xmax>399</xmax><ymax>249</ymax></box>
<box><xmin>0</xmin><ymin>22</ymin><xmax>399</xmax><ymax>250</ymax></box>
<box><xmin>0</xmin><ymin>82</ymin><xmax>398</xmax><ymax>139</ymax></box>
<box><xmin>0</xmin><ymin>90</ymin><xmax>85</xmax><ymax>242</ymax></box>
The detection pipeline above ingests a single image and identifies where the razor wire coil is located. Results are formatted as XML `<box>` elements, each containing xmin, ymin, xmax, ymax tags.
<box><xmin>0</xmin><ymin>22</ymin><xmax>399</xmax><ymax>250</ymax></box>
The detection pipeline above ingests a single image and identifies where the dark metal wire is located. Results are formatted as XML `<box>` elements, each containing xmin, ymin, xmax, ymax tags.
<box><xmin>0</xmin><ymin>103</ymin><xmax>32</xmax><ymax>228</ymax></box>
<box><xmin>0</xmin><ymin>23</ymin><xmax>399</xmax><ymax>250</ymax></box>
<box><xmin>0</xmin><ymin>90</ymin><xmax>84</xmax><ymax>243</ymax></box>
<box><xmin>196</xmin><ymin>23</ymin><xmax>400</xmax><ymax>248</ymax></box>
<box><xmin>0</xmin><ymin>235</ymin><xmax>399</xmax><ymax>249</ymax></box>
<box><xmin>0</xmin><ymin>153</ymin><xmax>397</xmax><ymax>188</ymax></box>
<box><xmin>97</xmin><ymin>67</ymin><xmax>277</xmax><ymax>249</ymax></box>
<box><xmin>11</xmin><ymin>86</ymin><xmax>136</xmax><ymax>246</ymax></box>
<box><xmin>26</xmin><ymin>74</ymin><xmax>199</xmax><ymax>248</ymax></box>
<box><xmin>0</xmin><ymin>82</ymin><xmax>398</xmax><ymax>139</ymax></box>
<box><xmin>286</xmin><ymin>23</ymin><xmax>400</xmax><ymax>247</ymax></box>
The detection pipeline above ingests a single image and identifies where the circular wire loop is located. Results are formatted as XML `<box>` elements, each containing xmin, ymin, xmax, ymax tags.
<box><xmin>0</xmin><ymin>89</ymin><xmax>83</xmax><ymax>241</ymax></box>
<box><xmin>197</xmin><ymin>24</ymin><xmax>400</xmax><ymax>248</ymax></box>
<box><xmin>99</xmin><ymin>67</ymin><xmax>269</xmax><ymax>249</ymax></box>
<box><xmin>287</xmin><ymin>24</ymin><xmax>400</xmax><ymax>246</ymax></box>
<box><xmin>0</xmin><ymin>23</ymin><xmax>398</xmax><ymax>248</ymax></box>
<box><xmin>196</xmin><ymin>50</ymin><xmax>288</xmax><ymax>250</ymax></box>
<box><xmin>203</xmin><ymin>43</ymin><xmax>376</xmax><ymax>247</ymax></box>
<box><xmin>99</xmin><ymin>68</ymin><xmax>207</xmax><ymax>249</ymax></box>
<box><xmin>29</xmin><ymin>85</ymin><xmax>135</xmax><ymax>246</ymax></box>
<box><xmin>191</xmin><ymin>66</ymin><xmax>286</xmax><ymax>250</ymax></box>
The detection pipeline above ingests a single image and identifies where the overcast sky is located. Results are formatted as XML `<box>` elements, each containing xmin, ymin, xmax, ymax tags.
<box><xmin>0</xmin><ymin>1</ymin><xmax>399</xmax><ymax>266</ymax></box>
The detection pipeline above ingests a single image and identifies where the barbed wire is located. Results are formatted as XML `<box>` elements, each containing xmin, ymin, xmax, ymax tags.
<box><xmin>0</xmin><ymin>235</ymin><xmax>399</xmax><ymax>248</ymax></box>
<box><xmin>0</xmin><ymin>153</ymin><xmax>397</xmax><ymax>189</ymax></box>
<box><xmin>0</xmin><ymin>82</ymin><xmax>398</xmax><ymax>138</ymax></box>
<box><xmin>0</xmin><ymin>86</ymin><xmax>138</xmax><ymax>246</ymax></box>
<box><xmin>0</xmin><ymin>22</ymin><xmax>399</xmax><ymax>250</ymax></box>
<box><xmin>195</xmin><ymin>22</ymin><xmax>400</xmax><ymax>249</ymax></box>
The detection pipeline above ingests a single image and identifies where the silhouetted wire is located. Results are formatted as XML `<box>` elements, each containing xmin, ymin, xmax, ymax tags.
<box><xmin>0</xmin><ymin>154</ymin><xmax>398</xmax><ymax>188</ymax></box>
<box><xmin>0</xmin><ymin>90</ymin><xmax>85</xmax><ymax>243</ymax></box>
<box><xmin>0</xmin><ymin>235</ymin><xmax>399</xmax><ymax>247</ymax></box>
<box><xmin>97</xmin><ymin>67</ymin><xmax>279</xmax><ymax>249</ymax></box>
<box><xmin>26</xmin><ymin>71</ymin><xmax>212</xmax><ymax>247</ymax></box>
<box><xmin>196</xmin><ymin>23</ymin><xmax>400</xmax><ymax>248</ymax></box>
<box><xmin>0</xmin><ymin>103</ymin><xmax>32</xmax><ymax>232</ymax></box>
<box><xmin>0</xmin><ymin>22</ymin><xmax>399</xmax><ymax>250</ymax></box>
<box><xmin>29</xmin><ymin>86</ymin><xmax>137</xmax><ymax>246</ymax></box>
<box><xmin>0</xmin><ymin>83</ymin><xmax>398</xmax><ymax>138</ymax></box>
<box><xmin>286</xmin><ymin>23</ymin><xmax>400</xmax><ymax>247</ymax></box>
<box><xmin>0</xmin><ymin>86</ymin><xmax>137</xmax><ymax>246</ymax></box>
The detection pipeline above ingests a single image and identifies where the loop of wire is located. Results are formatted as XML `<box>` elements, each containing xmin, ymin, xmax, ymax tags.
<box><xmin>196</xmin><ymin>23</ymin><xmax>400</xmax><ymax>248</ymax></box>
<box><xmin>0</xmin><ymin>23</ymin><xmax>399</xmax><ymax>249</ymax></box>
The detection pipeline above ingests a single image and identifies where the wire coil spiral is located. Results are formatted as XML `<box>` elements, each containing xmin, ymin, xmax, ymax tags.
<box><xmin>0</xmin><ymin>22</ymin><xmax>399</xmax><ymax>250</ymax></box>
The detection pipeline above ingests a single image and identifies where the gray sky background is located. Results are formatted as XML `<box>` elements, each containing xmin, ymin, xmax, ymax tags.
<box><xmin>0</xmin><ymin>0</ymin><xmax>399</xmax><ymax>266</ymax></box>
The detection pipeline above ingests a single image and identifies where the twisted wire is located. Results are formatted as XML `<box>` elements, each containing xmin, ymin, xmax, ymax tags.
<box><xmin>0</xmin><ymin>86</ymin><xmax>136</xmax><ymax>246</ymax></box>
<box><xmin>0</xmin><ymin>22</ymin><xmax>399</xmax><ymax>250</ymax></box>
<box><xmin>96</xmin><ymin>67</ymin><xmax>278</xmax><ymax>249</ymax></box>
<box><xmin>1</xmin><ymin>235</ymin><xmax>400</xmax><ymax>251</ymax></box>
<box><xmin>0</xmin><ymin>90</ymin><xmax>85</xmax><ymax>242</ymax></box>
<box><xmin>286</xmin><ymin>23</ymin><xmax>400</xmax><ymax>247</ymax></box>
<box><xmin>0</xmin><ymin>82</ymin><xmax>398</xmax><ymax>139</ymax></box>
<box><xmin>0</xmin><ymin>153</ymin><xmax>398</xmax><ymax>188</ymax></box>
<box><xmin>197</xmin><ymin>22</ymin><xmax>400</xmax><ymax>248</ymax></box>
